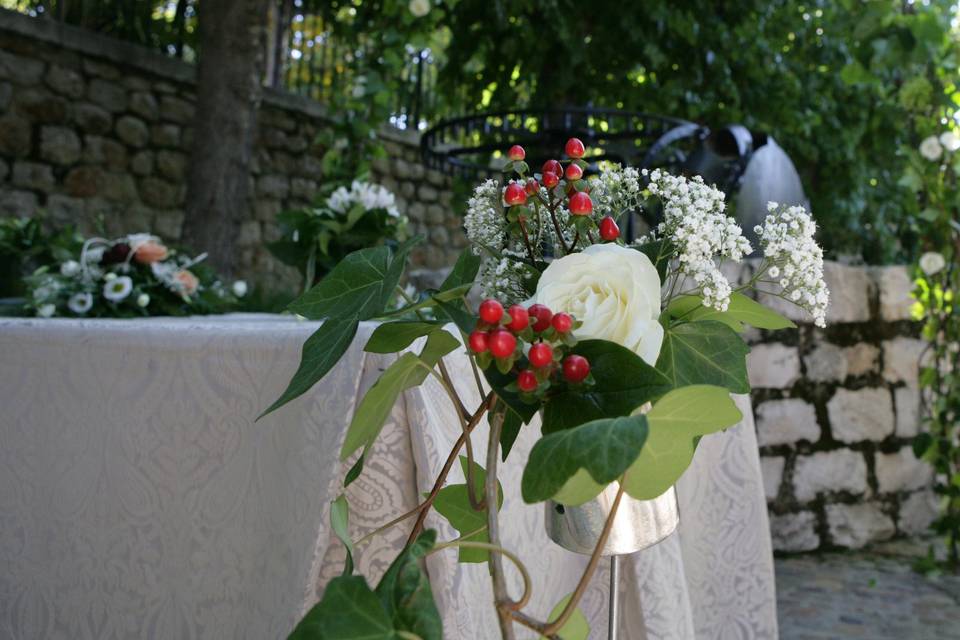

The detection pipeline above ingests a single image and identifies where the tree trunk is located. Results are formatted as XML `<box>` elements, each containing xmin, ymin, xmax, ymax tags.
<box><xmin>182</xmin><ymin>0</ymin><xmax>269</xmax><ymax>278</ymax></box>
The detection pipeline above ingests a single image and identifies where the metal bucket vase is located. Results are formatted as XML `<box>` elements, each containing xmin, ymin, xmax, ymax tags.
<box><xmin>545</xmin><ymin>482</ymin><xmax>679</xmax><ymax>556</ymax></box>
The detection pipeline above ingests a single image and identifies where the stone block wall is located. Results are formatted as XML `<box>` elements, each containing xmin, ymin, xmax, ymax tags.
<box><xmin>0</xmin><ymin>9</ymin><xmax>330</xmax><ymax>285</ymax></box>
<box><xmin>746</xmin><ymin>262</ymin><xmax>936</xmax><ymax>552</ymax></box>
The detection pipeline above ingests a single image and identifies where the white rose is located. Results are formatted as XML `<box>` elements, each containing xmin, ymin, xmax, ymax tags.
<box><xmin>939</xmin><ymin>131</ymin><xmax>960</xmax><ymax>152</ymax></box>
<box><xmin>919</xmin><ymin>251</ymin><xmax>946</xmax><ymax>276</ymax></box>
<box><xmin>137</xmin><ymin>293</ymin><xmax>150</xmax><ymax>308</ymax></box>
<box><xmin>920</xmin><ymin>135</ymin><xmax>943</xmax><ymax>161</ymax></box>
<box><xmin>409</xmin><ymin>0</ymin><xmax>430</xmax><ymax>17</ymax></box>
<box><xmin>37</xmin><ymin>303</ymin><xmax>55</xmax><ymax>318</ymax></box>
<box><xmin>531</xmin><ymin>243</ymin><xmax>664</xmax><ymax>365</ymax></box>
<box><xmin>232</xmin><ymin>280</ymin><xmax>248</xmax><ymax>297</ymax></box>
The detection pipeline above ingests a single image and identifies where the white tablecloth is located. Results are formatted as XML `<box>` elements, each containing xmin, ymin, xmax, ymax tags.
<box><xmin>0</xmin><ymin>314</ymin><xmax>778</xmax><ymax>639</ymax></box>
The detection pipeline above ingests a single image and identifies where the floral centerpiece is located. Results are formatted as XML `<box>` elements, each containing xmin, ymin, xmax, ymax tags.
<box><xmin>268</xmin><ymin>179</ymin><xmax>408</xmax><ymax>292</ymax></box>
<box><xmin>24</xmin><ymin>232</ymin><xmax>245</xmax><ymax>318</ymax></box>
<box><xmin>263</xmin><ymin>139</ymin><xmax>829</xmax><ymax>639</ymax></box>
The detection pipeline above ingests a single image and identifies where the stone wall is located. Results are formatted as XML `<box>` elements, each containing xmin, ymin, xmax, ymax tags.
<box><xmin>0</xmin><ymin>9</ymin><xmax>330</xmax><ymax>284</ymax></box>
<box><xmin>746</xmin><ymin>262</ymin><xmax>935</xmax><ymax>552</ymax></box>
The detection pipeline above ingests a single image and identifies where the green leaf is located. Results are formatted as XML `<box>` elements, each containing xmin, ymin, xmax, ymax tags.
<box><xmin>289</xmin><ymin>575</ymin><xmax>393</xmax><ymax>640</ymax></box>
<box><xmin>365</xmin><ymin>320</ymin><xmax>446</xmax><ymax>353</ymax></box>
<box><xmin>656</xmin><ymin>321</ymin><xmax>750</xmax><ymax>394</ymax></box>
<box><xmin>635</xmin><ymin>239</ymin><xmax>672</xmax><ymax>282</ymax></box>
<box><xmin>495</xmin><ymin>400</ymin><xmax>524</xmax><ymax>461</ymax></box>
<box><xmin>667</xmin><ymin>293</ymin><xmax>796</xmax><ymax>332</ymax></box>
<box><xmin>330</xmin><ymin>495</ymin><xmax>355</xmax><ymax>576</ymax></box>
<box><xmin>260</xmin><ymin>316</ymin><xmax>360</xmax><ymax>418</ymax></box>
<box><xmin>541</xmin><ymin>594</ymin><xmax>590</xmax><ymax>640</ymax></box>
<box><xmin>440</xmin><ymin>249</ymin><xmax>481</xmax><ymax>292</ymax></box>
<box><xmin>341</xmin><ymin>330</ymin><xmax>459</xmax><ymax>461</ymax></box>
<box><xmin>375</xmin><ymin>531</ymin><xmax>442</xmax><ymax>640</ymax></box>
<box><xmin>542</xmin><ymin>340</ymin><xmax>671</xmax><ymax>434</ymax></box>
<box><xmin>289</xmin><ymin>237</ymin><xmax>420</xmax><ymax>321</ymax></box>
<box><xmin>433</xmin><ymin>457</ymin><xmax>503</xmax><ymax>562</ymax></box>
<box><xmin>521</xmin><ymin>415</ymin><xmax>649</xmax><ymax>504</ymax></box>
<box><xmin>622</xmin><ymin>385</ymin><xmax>742</xmax><ymax>500</ymax></box>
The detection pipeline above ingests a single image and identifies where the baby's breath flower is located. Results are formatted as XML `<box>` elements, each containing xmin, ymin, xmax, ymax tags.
<box><xmin>755</xmin><ymin>204</ymin><xmax>829</xmax><ymax>327</ymax></box>
<box><xmin>648</xmin><ymin>169</ymin><xmax>752</xmax><ymax>311</ymax></box>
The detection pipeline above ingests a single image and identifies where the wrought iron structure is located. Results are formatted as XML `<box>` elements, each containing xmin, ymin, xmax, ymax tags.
<box><xmin>420</xmin><ymin>107</ymin><xmax>757</xmax><ymax>235</ymax></box>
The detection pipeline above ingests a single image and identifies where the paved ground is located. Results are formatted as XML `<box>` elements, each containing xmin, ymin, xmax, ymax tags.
<box><xmin>776</xmin><ymin>540</ymin><xmax>960</xmax><ymax>639</ymax></box>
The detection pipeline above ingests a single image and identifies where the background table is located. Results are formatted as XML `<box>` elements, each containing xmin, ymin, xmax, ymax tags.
<box><xmin>0</xmin><ymin>315</ymin><xmax>778</xmax><ymax>639</ymax></box>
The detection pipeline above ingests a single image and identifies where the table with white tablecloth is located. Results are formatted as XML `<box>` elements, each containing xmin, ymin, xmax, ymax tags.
<box><xmin>0</xmin><ymin>314</ymin><xmax>778</xmax><ymax>639</ymax></box>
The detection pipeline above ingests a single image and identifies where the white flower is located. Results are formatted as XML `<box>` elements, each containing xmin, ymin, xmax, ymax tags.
<box><xmin>67</xmin><ymin>292</ymin><xmax>93</xmax><ymax>315</ymax></box>
<box><xmin>409</xmin><ymin>0</ymin><xmax>430</xmax><ymax>17</ymax></box>
<box><xmin>103</xmin><ymin>276</ymin><xmax>133</xmax><ymax>302</ymax></box>
<box><xmin>137</xmin><ymin>293</ymin><xmax>150</xmax><ymax>308</ymax></box>
<box><xmin>60</xmin><ymin>260</ymin><xmax>81</xmax><ymax>277</ymax></box>
<box><xmin>756</xmin><ymin>204</ymin><xmax>830</xmax><ymax>327</ymax></box>
<box><xmin>939</xmin><ymin>131</ymin><xmax>960</xmax><ymax>152</ymax></box>
<box><xmin>531</xmin><ymin>243</ymin><xmax>664</xmax><ymax>365</ymax></box>
<box><xmin>37</xmin><ymin>303</ymin><xmax>55</xmax><ymax>318</ymax></box>
<box><xmin>920</xmin><ymin>135</ymin><xmax>943</xmax><ymax>161</ymax></box>
<box><xmin>232</xmin><ymin>280</ymin><xmax>248</xmax><ymax>297</ymax></box>
<box><xmin>919</xmin><ymin>251</ymin><xmax>946</xmax><ymax>276</ymax></box>
<box><xmin>647</xmin><ymin>169</ymin><xmax>752</xmax><ymax>311</ymax></box>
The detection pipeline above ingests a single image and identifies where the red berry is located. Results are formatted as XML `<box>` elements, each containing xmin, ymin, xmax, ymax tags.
<box><xmin>517</xmin><ymin>369</ymin><xmax>538</xmax><ymax>392</ymax></box>
<box><xmin>479</xmin><ymin>299</ymin><xmax>504</xmax><ymax>324</ymax></box>
<box><xmin>488</xmin><ymin>329</ymin><xmax>517</xmax><ymax>358</ymax></box>
<box><xmin>563</xmin><ymin>355</ymin><xmax>591</xmax><ymax>382</ymax></box>
<box><xmin>599</xmin><ymin>216</ymin><xmax>620</xmax><ymax>241</ymax></box>
<box><xmin>552</xmin><ymin>312</ymin><xmax>573</xmax><ymax>333</ymax></box>
<box><xmin>542</xmin><ymin>159</ymin><xmax>563</xmax><ymax>176</ymax></box>
<box><xmin>525</xmin><ymin>178</ymin><xmax>540</xmax><ymax>195</ymax></box>
<box><xmin>528</xmin><ymin>304</ymin><xmax>553</xmax><ymax>332</ymax></box>
<box><xmin>469</xmin><ymin>330</ymin><xmax>489</xmax><ymax>353</ymax></box>
<box><xmin>542</xmin><ymin>171</ymin><xmax>560</xmax><ymax>188</ymax></box>
<box><xmin>528</xmin><ymin>342</ymin><xmax>554</xmax><ymax>368</ymax></box>
<box><xmin>508</xmin><ymin>144</ymin><xmax>525</xmax><ymax>161</ymax></box>
<box><xmin>506</xmin><ymin>304</ymin><xmax>529</xmax><ymax>331</ymax></box>
<box><xmin>504</xmin><ymin>183</ymin><xmax>527</xmax><ymax>206</ymax></box>
<box><xmin>565</xmin><ymin>138</ymin><xmax>585</xmax><ymax>158</ymax></box>
<box><xmin>569</xmin><ymin>191</ymin><xmax>593</xmax><ymax>216</ymax></box>
<box><xmin>564</xmin><ymin>163</ymin><xmax>583</xmax><ymax>181</ymax></box>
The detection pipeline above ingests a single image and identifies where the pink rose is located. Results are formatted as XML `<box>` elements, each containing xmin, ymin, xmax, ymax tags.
<box><xmin>174</xmin><ymin>270</ymin><xmax>199</xmax><ymax>296</ymax></box>
<box><xmin>134</xmin><ymin>241</ymin><xmax>169</xmax><ymax>264</ymax></box>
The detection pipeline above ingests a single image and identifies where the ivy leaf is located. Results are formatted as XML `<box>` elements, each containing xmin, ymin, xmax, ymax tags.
<box><xmin>330</xmin><ymin>495</ymin><xmax>355</xmax><ymax>576</ymax></box>
<box><xmin>521</xmin><ymin>415</ymin><xmax>649</xmax><ymax>504</ymax></box>
<box><xmin>494</xmin><ymin>399</ymin><xmax>524</xmax><ymax>461</ymax></box>
<box><xmin>364</xmin><ymin>320</ymin><xmax>446</xmax><ymax>353</ymax></box>
<box><xmin>260</xmin><ymin>315</ymin><xmax>360</xmax><ymax>418</ymax></box>
<box><xmin>656</xmin><ymin>321</ymin><xmax>750</xmax><ymax>394</ymax></box>
<box><xmin>622</xmin><ymin>385</ymin><xmax>742</xmax><ymax>500</ymax></box>
<box><xmin>433</xmin><ymin>457</ymin><xmax>503</xmax><ymax>563</ymax></box>
<box><xmin>541</xmin><ymin>594</ymin><xmax>590</xmax><ymax>640</ymax></box>
<box><xmin>667</xmin><ymin>292</ymin><xmax>796</xmax><ymax>332</ymax></box>
<box><xmin>288</xmin><ymin>575</ymin><xmax>393</xmax><ymax>640</ymax></box>
<box><xmin>289</xmin><ymin>237</ymin><xmax>420</xmax><ymax>321</ymax></box>
<box><xmin>375</xmin><ymin>531</ymin><xmax>442</xmax><ymax>640</ymax></box>
<box><xmin>340</xmin><ymin>330</ymin><xmax>459</xmax><ymax>461</ymax></box>
<box><xmin>439</xmin><ymin>248</ymin><xmax>481</xmax><ymax>292</ymax></box>
<box><xmin>634</xmin><ymin>239</ymin><xmax>673</xmax><ymax>282</ymax></box>
<box><xmin>542</xmin><ymin>340</ymin><xmax>671</xmax><ymax>434</ymax></box>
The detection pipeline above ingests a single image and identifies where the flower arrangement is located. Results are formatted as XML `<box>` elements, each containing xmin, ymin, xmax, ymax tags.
<box><xmin>24</xmin><ymin>232</ymin><xmax>245</xmax><ymax>318</ymax></box>
<box><xmin>264</xmin><ymin>139</ymin><xmax>829</xmax><ymax>639</ymax></box>
<box><xmin>268</xmin><ymin>179</ymin><xmax>408</xmax><ymax>292</ymax></box>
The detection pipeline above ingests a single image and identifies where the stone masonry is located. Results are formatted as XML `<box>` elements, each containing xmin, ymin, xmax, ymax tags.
<box><xmin>0</xmin><ymin>10</ymin><xmax>461</xmax><ymax>286</ymax></box>
<box><xmin>747</xmin><ymin>261</ymin><xmax>935</xmax><ymax>552</ymax></box>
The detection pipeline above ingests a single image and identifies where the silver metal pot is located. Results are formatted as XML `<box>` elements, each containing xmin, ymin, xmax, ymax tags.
<box><xmin>545</xmin><ymin>482</ymin><xmax>679</xmax><ymax>556</ymax></box>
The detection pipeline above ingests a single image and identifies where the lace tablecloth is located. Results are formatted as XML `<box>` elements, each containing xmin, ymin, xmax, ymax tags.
<box><xmin>0</xmin><ymin>314</ymin><xmax>777</xmax><ymax>639</ymax></box>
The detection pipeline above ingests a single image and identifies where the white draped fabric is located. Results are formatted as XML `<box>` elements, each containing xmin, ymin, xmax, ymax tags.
<box><xmin>0</xmin><ymin>315</ymin><xmax>778</xmax><ymax>639</ymax></box>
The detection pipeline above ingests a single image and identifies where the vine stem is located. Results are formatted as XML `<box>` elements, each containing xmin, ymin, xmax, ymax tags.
<box><xmin>406</xmin><ymin>393</ymin><xmax>493</xmax><ymax>546</ymax></box>
<box><xmin>485</xmin><ymin>407</ymin><xmax>518</xmax><ymax>640</ymax></box>
<box><xmin>428</xmin><ymin>540</ymin><xmax>530</xmax><ymax>601</ymax></box>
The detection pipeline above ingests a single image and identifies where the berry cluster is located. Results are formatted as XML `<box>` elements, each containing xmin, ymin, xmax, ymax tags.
<box><xmin>468</xmin><ymin>298</ymin><xmax>593</xmax><ymax>397</ymax></box>
<box><xmin>501</xmin><ymin>138</ymin><xmax>622</xmax><ymax>252</ymax></box>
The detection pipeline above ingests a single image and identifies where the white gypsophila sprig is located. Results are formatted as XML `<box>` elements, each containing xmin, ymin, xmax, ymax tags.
<box><xmin>326</xmin><ymin>180</ymin><xmax>401</xmax><ymax>218</ymax></box>
<box><xmin>464</xmin><ymin>179</ymin><xmax>506</xmax><ymax>257</ymax></box>
<box><xmin>755</xmin><ymin>202</ymin><xmax>829</xmax><ymax>327</ymax></box>
<box><xmin>648</xmin><ymin>169</ymin><xmax>752</xmax><ymax>311</ymax></box>
<box><xmin>590</xmin><ymin>165</ymin><xmax>644</xmax><ymax>221</ymax></box>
